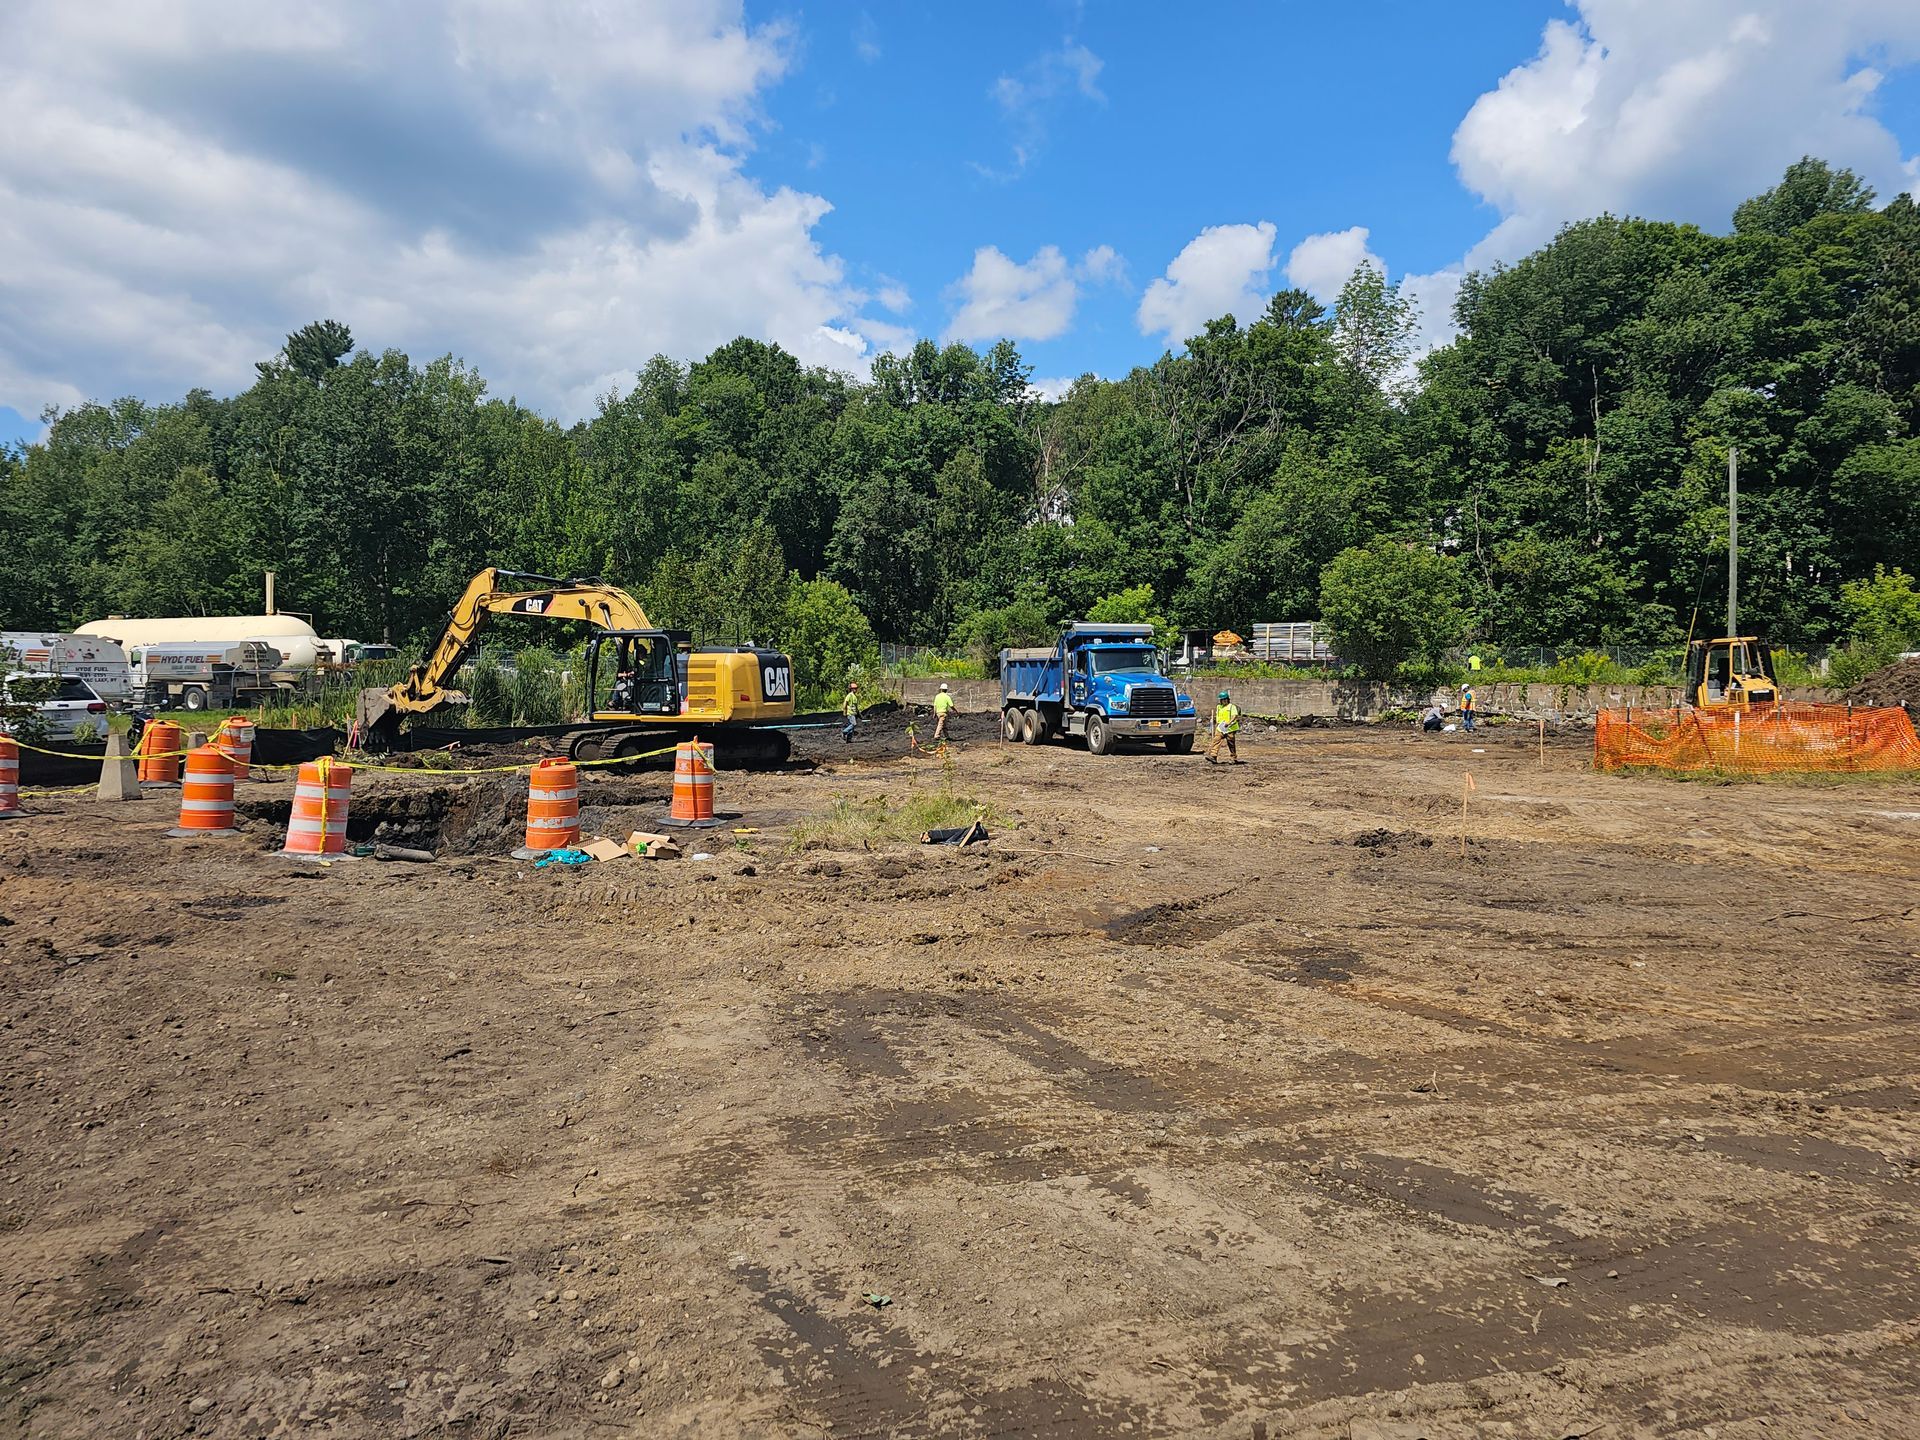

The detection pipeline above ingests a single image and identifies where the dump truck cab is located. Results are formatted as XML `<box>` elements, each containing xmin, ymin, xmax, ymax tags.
<box><xmin>1685</xmin><ymin>636</ymin><xmax>1779</xmax><ymax>710</ymax></box>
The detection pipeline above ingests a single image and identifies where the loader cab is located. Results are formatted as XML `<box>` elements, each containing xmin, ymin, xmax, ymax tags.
<box><xmin>1685</xmin><ymin>636</ymin><xmax>1779</xmax><ymax>710</ymax></box>
<box><xmin>585</xmin><ymin>630</ymin><xmax>683</xmax><ymax>718</ymax></box>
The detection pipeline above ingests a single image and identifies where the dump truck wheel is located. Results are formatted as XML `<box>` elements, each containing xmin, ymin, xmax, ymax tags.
<box><xmin>1002</xmin><ymin>708</ymin><xmax>1024</xmax><ymax>742</ymax></box>
<box><xmin>1086</xmin><ymin>713</ymin><xmax>1111</xmax><ymax>755</ymax></box>
<box><xmin>1022</xmin><ymin>708</ymin><xmax>1045</xmax><ymax>744</ymax></box>
<box><xmin>1166</xmin><ymin>734</ymin><xmax>1194</xmax><ymax>754</ymax></box>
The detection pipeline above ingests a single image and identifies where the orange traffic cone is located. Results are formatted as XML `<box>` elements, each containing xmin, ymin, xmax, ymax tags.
<box><xmin>514</xmin><ymin>758</ymin><xmax>580</xmax><ymax>859</ymax></box>
<box><xmin>137</xmin><ymin>720</ymin><xmax>184</xmax><ymax>787</ymax></box>
<box><xmin>168</xmin><ymin>745</ymin><xmax>236</xmax><ymax>837</ymax></box>
<box><xmin>0</xmin><ymin>736</ymin><xmax>20</xmax><ymax>819</ymax></box>
<box><xmin>667</xmin><ymin>739</ymin><xmax>719</xmax><ymax>825</ymax></box>
<box><xmin>216</xmin><ymin>716</ymin><xmax>255</xmax><ymax>780</ymax></box>
<box><xmin>281</xmin><ymin>759</ymin><xmax>353</xmax><ymax>859</ymax></box>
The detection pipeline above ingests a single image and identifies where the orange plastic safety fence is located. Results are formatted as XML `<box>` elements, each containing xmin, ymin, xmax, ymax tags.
<box><xmin>1595</xmin><ymin>702</ymin><xmax>1920</xmax><ymax>774</ymax></box>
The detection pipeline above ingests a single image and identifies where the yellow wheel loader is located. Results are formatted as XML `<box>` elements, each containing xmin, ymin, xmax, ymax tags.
<box><xmin>354</xmin><ymin>567</ymin><xmax>795</xmax><ymax>765</ymax></box>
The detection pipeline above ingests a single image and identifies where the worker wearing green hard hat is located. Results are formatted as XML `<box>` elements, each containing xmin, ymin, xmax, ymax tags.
<box><xmin>1206</xmin><ymin>689</ymin><xmax>1241</xmax><ymax>764</ymax></box>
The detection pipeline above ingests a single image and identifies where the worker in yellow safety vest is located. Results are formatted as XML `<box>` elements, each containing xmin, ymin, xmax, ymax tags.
<box><xmin>1206</xmin><ymin>689</ymin><xmax>1241</xmax><ymax>764</ymax></box>
<box><xmin>932</xmin><ymin>681</ymin><xmax>955</xmax><ymax>741</ymax></box>
<box><xmin>841</xmin><ymin>681</ymin><xmax>861</xmax><ymax>743</ymax></box>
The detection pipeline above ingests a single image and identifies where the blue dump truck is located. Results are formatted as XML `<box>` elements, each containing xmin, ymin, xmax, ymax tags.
<box><xmin>999</xmin><ymin>622</ymin><xmax>1198</xmax><ymax>755</ymax></box>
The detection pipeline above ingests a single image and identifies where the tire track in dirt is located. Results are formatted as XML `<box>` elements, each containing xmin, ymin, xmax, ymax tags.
<box><xmin>740</xmin><ymin>1262</ymin><xmax>1153</xmax><ymax>1438</ymax></box>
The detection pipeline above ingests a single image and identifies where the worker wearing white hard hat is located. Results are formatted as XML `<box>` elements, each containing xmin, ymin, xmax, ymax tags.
<box><xmin>932</xmin><ymin>680</ymin><xmax>955</xmax><ymax>742</ymax></box>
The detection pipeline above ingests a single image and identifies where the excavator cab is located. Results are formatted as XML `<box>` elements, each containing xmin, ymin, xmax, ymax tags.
<box><xmin>586</xmin><ymin>630</ymin><xmax>682</xmax><ymax>718</ymax></box>
<box><xmin>1684</xmin><ymin>636</ymin><xmax>1779</xmax><ymax>710</ymax></box>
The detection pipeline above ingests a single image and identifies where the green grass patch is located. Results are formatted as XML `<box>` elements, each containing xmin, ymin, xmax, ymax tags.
<box><xmin>789</xmin><ymin>789</ymin><xmax>996</xmax><ymax>850</ymax></box>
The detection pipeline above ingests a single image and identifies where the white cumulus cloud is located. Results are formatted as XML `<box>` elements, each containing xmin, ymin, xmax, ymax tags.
<box><xmin>1135</xmin><ymin>222</ymin><xmax>1277</xmax><ymax>347</ymax></box>
<box><xmin>1282</xmin><ymin>226</ymin><xmax>1385</xmax><ymax>307</ymax></box>
<box><xmin>1026</xmin><ymin>375</ymin><xmax>1082</xmax><ymax>403</ymax></box>
<box><xmin>1450</xmin><ymin>0</ymin><xmax>1920</xmax><ymax>266</ymax></box>
<box><xmin>0</xmin><ymin>0</ymin><xmax>908</xmax><ymax>422</ymax></box>
<box><xmin>1360</xmin><ymin>0</ymin><xmax>1920</xmax><ymax>363</ymax></box>
<box><xmin>943</xmin><ymin>245</ymin><xmax>1119</xmax><ymax>345</ymax></box>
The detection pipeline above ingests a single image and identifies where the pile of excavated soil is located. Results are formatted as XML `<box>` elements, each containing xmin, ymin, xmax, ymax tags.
<box><xmin>418</xmin><ymin>773</ymin><xmax>669</xmax><ymax>855</ymax></box>
<box><xmin>1844</xmin><ymin>656</ymin><xmax>1920</xmax><ymax>717</ymax></box>
<box><xmin>234</xmin><ymin>772</ymin><xmax>673</xmax><ymax>856</ymax></box>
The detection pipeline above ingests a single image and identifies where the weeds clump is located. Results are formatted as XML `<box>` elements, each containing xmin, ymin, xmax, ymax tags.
<box><xmin>790</xmin><ymin>791</ymin><xmax>994</xmax><ymax>850</ymax></box>
<box><xmin>469</xmin><ymin>655</ymin><xmax>512</xmax><ymax>725</ymax></box>
<box><xmin>509</xmin><ymin>648</ymin><xmax>565</xmax><ymax>726</ymax></box>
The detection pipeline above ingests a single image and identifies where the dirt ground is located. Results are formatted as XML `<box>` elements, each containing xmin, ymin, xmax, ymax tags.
<box><xmin>4</xmin><ymin>715</ymin><xmax>1918</xmax><ymax>1439</ymax></box>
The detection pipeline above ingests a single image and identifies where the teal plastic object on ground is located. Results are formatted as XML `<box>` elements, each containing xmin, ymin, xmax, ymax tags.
<box><xmin>533</xmin><ymin>847</ymin><xmax>592</xmax><ymax>868</ymax></box>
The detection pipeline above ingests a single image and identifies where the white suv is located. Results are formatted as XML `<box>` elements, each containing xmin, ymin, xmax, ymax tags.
<box><xmin>2</xmin><ymin>672</ymin><xmax>110</xmax><ymax>741</ymax></box>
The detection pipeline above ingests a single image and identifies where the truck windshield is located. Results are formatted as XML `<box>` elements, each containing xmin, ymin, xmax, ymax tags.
<box><xmin>1087</xmin><ymin>647</ymin><xmax>1160</xmax><ymax>675</ymax></box>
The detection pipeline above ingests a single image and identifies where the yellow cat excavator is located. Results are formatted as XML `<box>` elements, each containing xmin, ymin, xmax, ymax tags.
<box><xmin>355</xmin><ymin>567</ymin><xmax>795</xmax><ymax>765</ymax></box>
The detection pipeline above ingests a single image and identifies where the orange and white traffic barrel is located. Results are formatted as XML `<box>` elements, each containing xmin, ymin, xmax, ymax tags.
<box><xmin>280</xmin><ymin>759</ymin><xmax>352</xmax><ymax>859</ymax></box>
<box><xmin>216</xmin><ymin>716</ymin><xmax>255</xmax><ymax>780</ymax></box>
<box><xmin>0</xmin><ymin>736</ymin><xmax>20</xmax><ymax>819</ymax></box>
<box><xmin>137</xmin><ymin>720</ymin><xmax>184</xmax><ymax>787</ymax></box>
<box><xmin>514</xmin><ymin>758</ymin><xmax>580</xmax><ymax>859</ymax></box>
<box><xmin>668</xmin><ymin>739</ymin><xmax>717</xmax><ymax>823</ymax></box>
<box><xmin>168</xmin><ymin>745</ymin><xmax>236</xmax><ymax>837</ymax></box>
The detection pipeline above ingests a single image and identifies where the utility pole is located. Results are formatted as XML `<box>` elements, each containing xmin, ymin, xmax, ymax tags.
<box><xmin>1727</xmin><ymin>446</ymin><xmax>1738</xmax><ymax>638</ymax></box>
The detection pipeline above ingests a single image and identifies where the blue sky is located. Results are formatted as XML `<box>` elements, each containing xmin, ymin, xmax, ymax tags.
<box><xmin>2</xmin><ymin>0</ymin><xmax>1918</xmax><ymax>449</ymax></box>
<box><xmin>753</xmin><ymin>1</ymin><xmax>1554</xmax><ymax>383</ymax></box>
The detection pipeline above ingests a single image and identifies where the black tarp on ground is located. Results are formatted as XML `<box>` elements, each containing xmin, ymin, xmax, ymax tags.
<box><xmin>251</xmin><ymin>727</ymin><xmax>344</xmax><ymax>767</ymax></box>
<box><xmin>14</xmin><ymin>742</ymin><xmax>106</xmax><ymax>788</ymax></box>
<box><xmin>17</xmin><ymin>726</ymin><xmax>340</xmax><ymax>787</ymax></box>
<box><xmin>390</xmin><ymin>724</ymin><xmax>571</xmax><ymax>751</ymax></box>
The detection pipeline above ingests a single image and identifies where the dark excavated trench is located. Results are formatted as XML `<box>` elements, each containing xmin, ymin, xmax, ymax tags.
<box><xmin>235</xmin><ymin>774</ymin><xmax>668</xmax><ymax>855</ymax></box>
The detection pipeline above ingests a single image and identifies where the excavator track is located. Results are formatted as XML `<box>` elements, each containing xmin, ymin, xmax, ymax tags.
<box><xmin>565</xmin><ymin>725</ymin><xmax>791</xmax><ymax>770</ymax></box>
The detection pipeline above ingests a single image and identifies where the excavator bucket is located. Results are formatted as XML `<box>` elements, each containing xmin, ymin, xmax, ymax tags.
<box><xmin>354</xmin><ymin>687</ymin><xmax>404</xmax><ymax>750</ymax></box>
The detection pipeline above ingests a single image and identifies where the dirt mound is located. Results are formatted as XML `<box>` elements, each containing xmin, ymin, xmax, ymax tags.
<box><xmin>1844</xmin><ymin>657</ymin><xmax>1920</xmax><ymax>716</ymax></box>
<box><xmin>790</xmin><ymin>704</ymin><xmax>1002</xmax><ymax>763</ymax></box>
<box><xmin>1349</xmin><ymin>827</ymin><xmax>1434</xmax><ymax>852</ymax></box>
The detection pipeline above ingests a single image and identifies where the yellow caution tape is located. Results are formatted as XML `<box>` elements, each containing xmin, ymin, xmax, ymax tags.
<box><xmin>3</xmin><ymin>737</ymin><xmax>174</xmax><ymax>761</ymax></box>
<box><xmin>4</xmin><ymin>737</ymin><xmax>688</xmax><ymax>778</ymax></box>
<box><xmin>338</xmin><ymin>741</ymin><xmax>684</xmax><ymax>775</ymax></box>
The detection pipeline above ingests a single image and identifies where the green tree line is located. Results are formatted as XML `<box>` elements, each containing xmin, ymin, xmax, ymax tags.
<box><xmin>3</xmin><ymin>159</ymin><xmax>1917</xmax><ymax>681</ymax></box>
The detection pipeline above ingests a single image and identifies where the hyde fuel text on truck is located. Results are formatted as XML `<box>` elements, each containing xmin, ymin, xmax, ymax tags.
<box><xmin>999</xmin><ymin>623</ymin><xmax>1198</xmax><ymax>755</ymax></box>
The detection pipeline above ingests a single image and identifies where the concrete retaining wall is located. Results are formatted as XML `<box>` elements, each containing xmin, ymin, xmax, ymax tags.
<box><xmin>898</xmin><ymin>677</ymin><xmax>1832</xmax><ymax>722</ymax></box>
